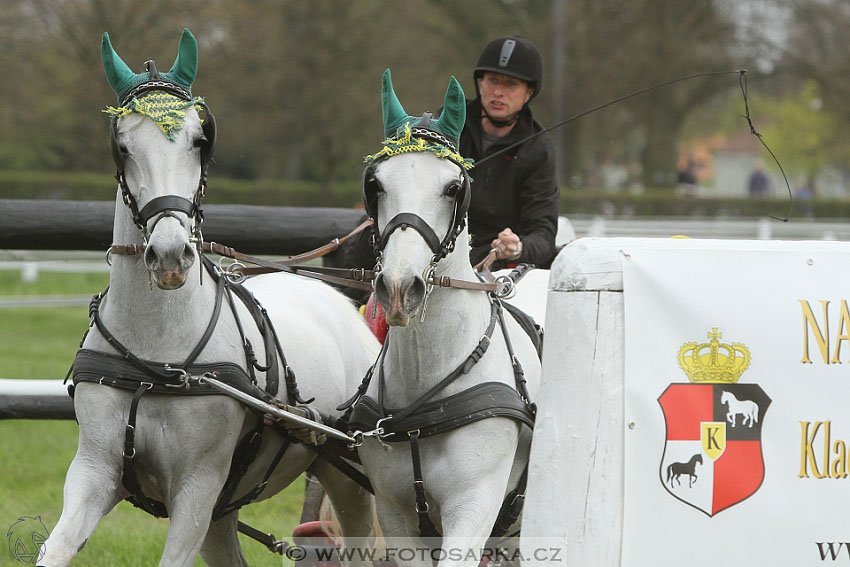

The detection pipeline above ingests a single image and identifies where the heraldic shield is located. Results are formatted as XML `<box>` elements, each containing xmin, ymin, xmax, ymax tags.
<box><xmin>658</xmin><ymin>329</ymin><xmax>772</xmax><ymax>517</ymax></box>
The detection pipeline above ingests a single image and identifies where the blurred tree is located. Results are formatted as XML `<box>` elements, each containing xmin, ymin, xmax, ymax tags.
<box><xmin>0</xmin><ymin>0</ymin><xmax>219</xmax><ymax>172</ymax></box>
<box><xmin>10</xmin><ymin>0</ymin><xmax>844</xmax><ymax>203</ymax></box>
<box><xmin>563</xmin><ymin>0</ymin><xmax>740</xmax><ymax>189</ymax></box>
<box><xmin>773</xmin><ymin>0</ymin><xmax>850</xmax><ymax>125</ymax></box>
<box><xmin>758</xmin><ymin>80</ymin><xmax>850</xmax><ymax>183</ymax></box>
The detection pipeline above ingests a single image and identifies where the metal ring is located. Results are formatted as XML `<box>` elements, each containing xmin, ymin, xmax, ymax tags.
<box><xmin>223</xmin><ymin>262</ymin><xmax>246</xmax><ymax>284</ymax></box>
<box><xmin>494</xmin><ymin>276</ymin><xmax>517</xmax><ymax>299</ymax></box>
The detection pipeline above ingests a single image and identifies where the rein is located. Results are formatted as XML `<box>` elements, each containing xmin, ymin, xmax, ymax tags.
<box><xmin>108</xmin><ymin>217</ymin><xmax>510</xmax><ymax>295</ymax></box>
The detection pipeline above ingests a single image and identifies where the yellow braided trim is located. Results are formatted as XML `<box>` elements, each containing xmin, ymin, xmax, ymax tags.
<box><xmin>365</xmin><ymin>123</ymin><xmax>474</xmax><ymax>169</ymax></box>
<box><xmin>103</xmin><ymin>92</ymin><xmax>205</xmax><ymax>141</ymax></box>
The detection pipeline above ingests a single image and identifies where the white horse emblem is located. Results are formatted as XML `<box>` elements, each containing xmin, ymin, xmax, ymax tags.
<box><xmin>721</xmin><ymin>390</ymin><xmax>759</xmax><ymax>428</ymax></box>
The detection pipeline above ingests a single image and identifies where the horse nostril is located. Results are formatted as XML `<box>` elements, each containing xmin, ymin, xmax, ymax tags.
<box><xmin>374</xmin><ymin>273</ymin><xmax>390</xmax><ymax>308</ymax></box>
<box><xmin>143</xmin><ymin>244</ymin><xmax>159</xmax><ymax>270</ymax></box>
<box><xmin>403</xmin><ymin>276</ymin><xmax>426</xmax><ymax>311</ymax></box>
<box><xmin>181</xmin><ymin>243</ymin><xmax>196</xmax><ymax>268</ymax></box>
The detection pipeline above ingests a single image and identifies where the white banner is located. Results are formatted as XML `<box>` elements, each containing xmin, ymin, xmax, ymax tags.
<box><xmin>622</xmin><ymin>242</ymin><xmax>850</xmax><ymax>566</ymax></box>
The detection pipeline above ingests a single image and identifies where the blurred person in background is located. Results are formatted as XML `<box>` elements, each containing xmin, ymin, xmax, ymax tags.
<box><xmin>748</xmin><ymin>160</ymin><xmax>771</xmax><ymax>198</ymax></box>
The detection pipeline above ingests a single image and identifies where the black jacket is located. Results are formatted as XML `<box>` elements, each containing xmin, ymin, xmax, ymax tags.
<box><xmin>460</xmin><ymin>98</ymin><xmax>560</xmax><ymax>269</ymax></box>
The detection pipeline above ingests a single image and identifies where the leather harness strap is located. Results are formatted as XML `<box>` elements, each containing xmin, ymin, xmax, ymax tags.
<box><xmin>379</xmin><ymin>300</ymin><xmax>501</xmax><ymax>429</ymax></box>
<box><xmin>235</xmin><ymin>521</ymin><xmax>290</xmax><ymax>555</ymax></box>
<box><xmin>343</xmin><ymin>296</ymin><xmax>538</xmax><ymax>541</ymax></box>
<box><xmin>409</xmin><ymin>430</ymin><xmax>442</xmax><ymax>539</ymax></box>
<box><xmin>107</xmin><ymin>220</ymin><xmax>507</xmax><ymax>294</ymax></box>
<box><xmin>379</xmin><ymin>213</ymin><xmax>443</xmax><ymax>255</ymax></box>
<box><xmin>346</xmin><ymin>382</ymin><xmax>534</xmax><ymax>441</ymax></box>
<box><xmin>473</xmin><ymin>249</ymin><xmax>499</xmax><ymax>273</ymax></box>
<box><xmin>110</xmin><ymin>241</ymin><xmax>377</xmax><ymax>292</ymax></box>
<box><xmin>85</xmin><ymin>267</ymin><xmax>227</xmax><ymax>385</ymax></box>
<box><xmin>200</xmin><ymin>216</ymin><xmax>374</xmax><ymax>273</ymax></box>
<box><xmin>122</xmin><ymin>382</ymin><xmax>167</xmax><ymax>517</ymax></box>
<box><xmin>74</xmin><ymin>258</ymin><xmax>307</xmax><ymax>523</ymax></box>
<box><xmin>213</xmin><ymin>421</ymin><xmax>291</xmax><ymax>521</ymax></box>
<box><xmin>306</xmin><ymin>442</ymin><xmax>374</xmax><ymax>494</ymax></box>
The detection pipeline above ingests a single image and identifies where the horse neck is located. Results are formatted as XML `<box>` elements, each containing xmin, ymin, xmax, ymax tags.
<box><xmin>382</xmin><ymin>227</ymin><xmax>492</xmax><ymax>401</ymax></box>
<box><xmin>99</xmin><ymin>193</ymin><xmax>211</xmax><ymax>357</ymax></box>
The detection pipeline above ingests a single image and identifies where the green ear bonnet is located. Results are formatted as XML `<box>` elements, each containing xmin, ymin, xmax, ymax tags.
<box><xmin>102</xmin><ymin>28</ymin><xmax>199</xmax><ymax>105</ymax></box>
<box><xmin>362</xmin><ymin>70</ymin><xmax>476</xmax><ymax>263</ymax></box>
<box><xmin>365</xmin><ymin>69</ymin><xmax>473</xmax><ymax>169</ymax></box>
<box><xmin>101</xmin><ymin>29</ymin><xmax>211</xmax><ymax>144</ymax></box>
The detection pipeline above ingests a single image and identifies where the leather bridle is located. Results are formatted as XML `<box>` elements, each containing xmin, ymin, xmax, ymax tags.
<box><xmin>110</xmin><ymin>81</ymin><xmax>216</xmax><ymax>250</ymax></box>
<box><xmin>362</xmin><ymin>133</ymin><xmax>471</xmax><ymax>267</ymax></box>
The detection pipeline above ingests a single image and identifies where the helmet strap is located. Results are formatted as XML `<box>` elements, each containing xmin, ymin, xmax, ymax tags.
<box><xmin>480</xmin><ymin>105</ymin><xmax>521</xmax><ymax>129</ymax></box>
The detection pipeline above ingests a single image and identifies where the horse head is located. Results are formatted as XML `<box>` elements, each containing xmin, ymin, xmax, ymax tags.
<box><xmin>364</xmin><ymin>69</ymin><xmax>471</xmax><ymax>326</ymax></box>
<box><xmin>720</xmin><ymin>390</ymin><xmax>731</xmax><ymax>405</ymax></box>
<box><xmin>102</xmin><ymin>29</ymin><xmax>215</xmax><ymax>290</ymax></box>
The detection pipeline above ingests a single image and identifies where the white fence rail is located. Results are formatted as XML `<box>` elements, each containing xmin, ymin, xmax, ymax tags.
<box><xmin>0</xmin><ymin>379</ymin><xmax>74</xmax><ymax>419</ymax></box>
<box><xmin>567</xmin><ymin>215</ymin><xmax>850</xmax><ymax>241</ymax></box>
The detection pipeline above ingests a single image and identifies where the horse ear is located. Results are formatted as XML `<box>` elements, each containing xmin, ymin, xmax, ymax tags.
<box><xmin>382</xmin><ymin>69</ymin><xmax>409</xmax><ymax>139</ymax></box>
<box><xmin>167</xmin><ymin>28</ymin><xmax>198</xmax><ymax>89</ymax></box>
<box><xmin>101</xmin><ymin>32</ymin><xmax>136</xmax><ymax>97</ymax></box>
<box><xmin>435</xmin><ymin>76</ymin><xmax>466</xmax><ymax>148</ymax></box>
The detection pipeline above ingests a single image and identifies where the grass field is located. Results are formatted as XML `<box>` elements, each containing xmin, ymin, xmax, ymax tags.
<box><xmin>0</xmin><ymin>270</ymin><xmax>305</xmax><ymax>566</ymax></box>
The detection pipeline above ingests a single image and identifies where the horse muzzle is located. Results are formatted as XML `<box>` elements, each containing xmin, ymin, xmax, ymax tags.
<box><xmin>374</xmin><ymin>272</ymin><xmax>426</xmax><ymax>327</ymax></box>
<box><xmin>143</xmin><ymin>218</ymin><xmax>196</xmax><ymax>290</ymax></box>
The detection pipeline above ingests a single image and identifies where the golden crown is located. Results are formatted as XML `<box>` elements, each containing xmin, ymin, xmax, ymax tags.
<box><xmin>677</xmin><ymin>328</ymin><xmax>750</xmax><ymax>383</ymax></box>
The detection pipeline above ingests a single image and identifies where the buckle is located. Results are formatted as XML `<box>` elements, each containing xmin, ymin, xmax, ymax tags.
<box><xmin>163</xmin><ymin>367</ymin><xmax>192</xmax><ymax>389</ymax></box>
<box><xmin>349</xmin><ymin>416</ymin><xmax>393</xmax><ymax>449</ymax></box>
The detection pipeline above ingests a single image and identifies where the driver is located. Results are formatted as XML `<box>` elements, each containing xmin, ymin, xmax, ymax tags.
<box><xmin>461</xmin><ymin>35</ymin><xmax>559</xmax><ymax>270</ymax></box>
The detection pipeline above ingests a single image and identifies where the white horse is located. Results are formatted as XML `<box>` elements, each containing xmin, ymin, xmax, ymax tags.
<box><xmin>40</xmin><ymin>30</ymin><xmax>377</xmax><ymax>567</ymax></box>
<box><xmin>721</xmin><ymin>390</ymin><xmax>759</xmax><ymax>428</ymax></box>
<box><xmin>350</xmin><ymin>70</ymin><xmax>541</xmax><ymax>567</ymax></box>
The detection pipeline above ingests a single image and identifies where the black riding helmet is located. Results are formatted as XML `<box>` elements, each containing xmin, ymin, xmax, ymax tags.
<box><xmin>473</xmin><ymin>35</ymin><xmax>543</xmax><ymax>102</ymax></box>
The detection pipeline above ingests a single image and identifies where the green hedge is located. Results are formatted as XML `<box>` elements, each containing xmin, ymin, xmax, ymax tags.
<box><xmin>2</xmin><ymin>170</ymin><xmax>847</xmax><ymax>218</ymax></box>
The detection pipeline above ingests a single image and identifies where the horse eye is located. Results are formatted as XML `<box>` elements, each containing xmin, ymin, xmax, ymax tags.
<box><xmin>444</xmin><ymin>182</ymin><xmax>461</xmax><ymax>198</ymax></box>
<box><xmin>193</xmin><ymin>136</ymin><xmax>208</xmax><ymax>149</ymax></box>
<box><xmin>368</xmin><ymin>176</ymin><xmax>384</xmax><ymax>193</ymax></box>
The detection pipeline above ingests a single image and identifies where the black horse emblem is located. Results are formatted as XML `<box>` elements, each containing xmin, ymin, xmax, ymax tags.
<box><xmin>666</xmin><ymin>453</ymin><xmax>703</xmax><ymax>488</ymax></box>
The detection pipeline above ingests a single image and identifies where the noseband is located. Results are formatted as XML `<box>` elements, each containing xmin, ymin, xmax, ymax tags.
<box><xmin>110</xmin><ymin>80</ymin><xmax>216</xmax><ymax>246</ymax></box>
